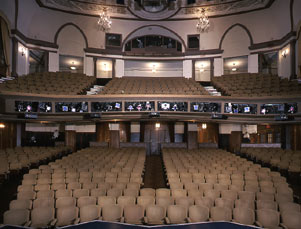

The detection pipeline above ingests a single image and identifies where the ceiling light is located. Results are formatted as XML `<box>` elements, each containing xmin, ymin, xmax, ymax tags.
<box><xmin>70</xmin><ymin>66</ymin><xmax>76</xmax><ymax>70</ymax></box>
<box><xmin>98</xmin><ymin>8</ymin><xmax>112</xmax><ymax>32</ymax></box>
<box><xmin>196</xmin><ymin>8</ymin><xmax>210</xmax><ymax>33</ymax></box>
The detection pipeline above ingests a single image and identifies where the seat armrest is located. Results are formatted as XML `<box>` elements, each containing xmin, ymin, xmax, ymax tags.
<box><xmin>50</xmin><ymin>219</ymin><xmax>57</xmax><ymax>227</ymax></box>
<box><xmin>74</xmin><ymin>218</ymin><xmax>80</xmax><ymax>224</ymax></box>
<box><xmin>25</xmin><ymin>221</ymin><xmax>31</xmax><ymax>227</ymax></box>
<box><xmin>187</xmin><ymin>217</ymin><xmax>192</xmax><ymax>223</ymax></box>
<box><xmin>255</xmin><ymin>221</ymin><xmax>262</xmax><ymax>227</ymax></box>
<box><xmin>165</xmin><ymin>217</ymin><xmax>170</xmax><ymax>224</ymax></box>
<box><xmin>120</xmin><ymin>217</ymin><xmax>124</xmax><ymax>223</ymax></box>
<box><xmin>144</xmin><ymin>217</ymin><xmax>148</xmax><ymax>224</ymax></box>
<box><xmin>280</xmin><ymin>223</ymin><xmax>288</xmax><ymax>229</ymax></box>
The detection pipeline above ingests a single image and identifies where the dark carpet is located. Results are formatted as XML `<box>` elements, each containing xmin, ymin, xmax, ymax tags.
<box><xmin>143</xmin><ymin>155</ymin><xmax>167</xmax><ymax>189</ymax></box>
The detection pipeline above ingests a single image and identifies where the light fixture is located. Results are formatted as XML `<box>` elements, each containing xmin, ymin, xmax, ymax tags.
<box><xmin>70</xmin><ymin>61</ymin><xmax>76</xmax><ymax>70</ymax></box>
<box><xmin>196</xmin><ymin>8</ymin><xmax>210</xmax><ymax>33</ymax></box>
<box><xmin>19</xmin><ymin>46</ymin><xmax>26</xmax><ymax>56</ymax></box>
<box><xmin>155</xmin><ymin>122</ymin><xmax>160</xmax><ymax>129</ymax></box>
<box><xmin>281</xmin><ymin>48</ymin><xmax>289</xmax><ymax>58</ymax></box>
<box><xmin>199</xmin><ymin>63</ymin><xmax>205</xmax><ymax>72</ymax></box>
<box><xmin>152</xmin><ymin>64</ymin><xmax>157</xmax><ymax>73</ymax></box>
<box><xmin>202</xmin><ymin>123</ymin><xmax>207</xmax><ymax>129</ymax></box>
<box><xmin>231</xmin><ymin>63</ymin><xmax>237</xmax><ymax>72</ymax></box>
<box><xmin>0</xmin><ymin>123</ymin><xmax>5</xmax><ymax>128</ymax></box>
<box><xmin>103</xmin><ymin>63</ymin><xmax>108</xmax><ymax>71</ymax></box>
<box><xmin>98</xmin><ymin>8</ymin><xmax>112</xmax><ymax>32</ymax></box>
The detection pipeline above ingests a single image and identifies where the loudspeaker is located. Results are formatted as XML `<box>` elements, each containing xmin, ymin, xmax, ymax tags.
<box><xmin>149</xmin><ymin>112</ymin><xmax>160</xmax><ymax>118</ymax></box>
<box><xmin>211</xmin><ymin>113</ymin><xmax>227</xmax><ymax>120</ymax></box>
<box><xmin>187</xmin><ymin>0</ymin><xmax>196</xmax><ymax>4</ymax></box>
<box><xmin>274</xmin><ymin>114</ymin><xmax>294</xmax><ymax>121</ymax></box>
<box><xmin>18</xmin><ymin>113</ymin><xmax>38</xmax><ymax>119</ymax></box>
<box><xmin>84</xmin><ymin>113</ymin><xmax>101</xmax><ymax>119</ymax></box>
<box><xmin>117</xmin><ymin>0</ymin><xmax>125</xmax><ymax>5</ymax></box>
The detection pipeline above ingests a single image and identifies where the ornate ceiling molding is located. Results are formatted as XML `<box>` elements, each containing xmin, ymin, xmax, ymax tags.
<box><xmin>37</xmin><ymin>0</ymin><xmax>275</xmax><ymax>21</ymax></box>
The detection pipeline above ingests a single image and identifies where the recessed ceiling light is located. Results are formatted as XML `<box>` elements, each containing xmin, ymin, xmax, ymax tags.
<box><xmin>70</xmin><ymin>66</ymin><xmax>76</xmax><ymax>70</ymax></box>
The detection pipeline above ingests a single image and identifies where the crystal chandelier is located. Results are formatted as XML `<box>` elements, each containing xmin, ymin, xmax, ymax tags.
<box><xmin>196</xmin><ymin>8</ymin><xmax>210</xmax><ymax>32</ymax></box>
<box><xmin>98</xmin><ymin>8</ymin><xmax>112</xmax><ymax>32</ymax></box>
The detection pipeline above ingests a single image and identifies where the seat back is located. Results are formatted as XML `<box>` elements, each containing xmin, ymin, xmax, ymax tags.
<box><xmin>102</xmin><ymin>204</ymin><xmax>122</xmax><ymax>222</ymax></box>
<box><xmin>9</xmin><ymin>199</ymin><xmax>32</xmax><ymax>210</ymax></box>
<box><xmin>3</xmin><ymin>209</ymin><xmax>29</xmax><ymax>226</ymax></box>
<box><xmin>233</xmin><ymin>207</ymin><xmax>255</xmax><ymax>225</ymax></box>
<box><xmin>167</xmin><ymin>205</ymin><xmax>187</xmax><ymax>224</ymax></box>
<box><xmin>56</xmin><ymin>197</ymin><xmax>76</xmax><ymax>208</ymax></box>
<box><xmin>77</xmin><ymin>196</ymin><xmax>97</xmax><ymax>208</ymax></box>
<box><xmin>145</xmin><ymin>205</ymin><xmax>166</xmax><ymax>224</ymax></box>
<box><xmin>210</xmin><ymin>206</ymin><xmax>232</xmax><ymax>221</ymax></box>
<box><xmin>31</xmin><ymin>207</ymin><xmax>55</xmax><ymax>227</ymax></box>
<box><xmin>281</xmin><ymin>211</ymin><xmax>301</xmax><ymax>229</ymax></box>
<box><xmin>33</xmin><ymin>198</ymin><xmax>54</xmax><ymax>208</ymax></box>
<box><xmin>123</xmin><ymin>205</ymin><xmax>144</xmax><ymax>224</ymax></box>
<box><xmin>79</xmin><ymin>205</ymin><xmax>101</xmax><ymax>223</ymax></box>
<box><xmin>56</xmin><ymin>207</ymin><xmax>79</xmax><ymax>227</ymax></box>
<box><xmin>256</xmin><ymin>209</ymin><xmax>280</xmax><ymax>228</ymax></box>
<box><xmin>188</xmin><ymin>205</ymin><xmax>209</xmax><ymax>223</ymax></box>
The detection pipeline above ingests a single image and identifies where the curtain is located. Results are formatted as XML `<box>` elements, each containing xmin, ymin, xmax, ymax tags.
<box><xmin>1</xmin><ymin>18</ymin><xmax>10</xmax><ymax>76</ymax></box>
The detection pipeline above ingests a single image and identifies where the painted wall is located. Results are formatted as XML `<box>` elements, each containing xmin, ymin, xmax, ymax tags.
<box><xmin>16</xmin><ymin>42</ymin><xmax>29</xmax><ymax>76</ymax></box>
<box><xmin>278</xmin><ymin>44</ymin><xmax>291</xmax><ymax>79</ymax></box>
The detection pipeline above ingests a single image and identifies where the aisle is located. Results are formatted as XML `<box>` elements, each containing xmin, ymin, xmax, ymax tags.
<box><xmin>143</xmin><ymin>155</ymin><xmax>167</xmax><ymax>189</ymax></box>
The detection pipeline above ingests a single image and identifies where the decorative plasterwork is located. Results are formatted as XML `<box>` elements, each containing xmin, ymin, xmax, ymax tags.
<box><xmin>38</xmin><ymin>0</ymin><xmax>273</xmax><ymax>20</ymax></box>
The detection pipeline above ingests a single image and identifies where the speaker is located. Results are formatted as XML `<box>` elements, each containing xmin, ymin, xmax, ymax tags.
<box><xmin>187</xmin><ymin>0</ymin><xmax>196</xmax><ymax>4</ymax></box>
<box><xmin>18</xmin><ymin>113</ymin><xmax>38</xmax><ymax>119</ymax></box>
<box><xmin>117</xmin><ymin>0</ymin><xmax>125</xmax><ymax>5</ymax></box>
<box><xmin>274</xmin><ymin>114</ymin><xmax>294</xmax><ymax>121</ymax></box>
<box><xmin>84</xmin><ymin>113</ymin><xmax>101</xmax><ymax>119</ymax></box>
<box><xmin>211</xmin><ymin>113</ymin><xmax>227</xmax><ymax>120</ymax></box>
<box><xmin>149</xmin><ymin>112</ymin><xmax>160</xmax><ymax>118</ymax></box>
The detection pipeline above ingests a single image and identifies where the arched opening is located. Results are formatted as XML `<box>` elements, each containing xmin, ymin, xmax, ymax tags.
<box><xmin>0</xmin><ymin>15</ymin><xmax>11</xmax><ymax>76</ymax></box>
<box><xmin>55</xmin><ymin>23</ymin><xmax>87</xmax><ymax>73</ymax></box>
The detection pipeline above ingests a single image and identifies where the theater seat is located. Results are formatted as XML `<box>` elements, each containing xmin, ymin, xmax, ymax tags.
<box><xmin>281</xmin><ymin>211</ymin><xmax>301</xmax><ymax>229</ymax></box>
<box><xmin>79</xmin><ymin>205</ymin><xmax>101</xmax><ymax>223</ymax></box>
<box><xmin>101</xmin><ymin>204</ymin><xmax>123</xmax><ymax>222</ymax></box>
<box><xmin>123</xmin><ymin>205</ymin><xmax>144</xmax><ymax>224</ymax></box>
<box><xmin>187</xmin><ymin>205</ymin><xmax>209</xmax><ymax>223</ymax></box>
<box><xmin>255</xmin><ymin>209</ymin><xmax>280</xmax><ymax>229</ymax></box>
<box><xmin>56</xmin><ymin>207</ymin><xmax>79</xmax><ymax>226</ymax></box>
<box><xmin>3</xmin><ymin>209</ymin><xmax>30</xmax><ymax>226</ymax></box>
<box><xmin>232</xmin><ymin>207</ymin><xmax>255</xmax><ymax>226</ymax></box>
<box><xmin>30</xmin><ymin>207</ymin><xmax>56</xmax><ymax>228</ymax></box>
<box><xmin>210</xmin><ymin>206</ymin><xmax>232</xmax><ymax>221</ymax></box>
<box><xmin>166</xmin><ymin>205</ymin><xmax>187</xmax><ymax>224</ymax></box>
<box><xmin>144</xmin><ymin>205</ymin><xmax>166</xmax><ymax>225</ymax></box>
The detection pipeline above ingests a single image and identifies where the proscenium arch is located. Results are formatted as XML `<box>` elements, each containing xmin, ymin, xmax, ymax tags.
<box><xmin>219</xmin><ymin>23</ymin><xmax>254</xmax><ymax>50</ymax></box>
<box><xmin>54</xmin><ymin>22</ymin><xmax>88</xmax><ymax>48</ymax></box>
<box><xmin>122</xmin><ymin>25</ymin><xmax>187</xmax><ymax>51</ymax></box>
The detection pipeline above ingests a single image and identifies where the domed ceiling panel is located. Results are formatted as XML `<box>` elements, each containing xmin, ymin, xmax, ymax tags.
<box><xmin>38</xmin><ymin>0</ymin><xmax>274</xmax><ymax>20</ymax></box>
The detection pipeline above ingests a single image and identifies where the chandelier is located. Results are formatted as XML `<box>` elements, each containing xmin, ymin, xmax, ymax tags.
<box><xmin>98</xmin><ymin>8</ymin><xmax>112</xmax><ymax>32</ymax></box>
<box><xmin>196</xmin><ymin>8</ymin><xmax>210</xmax><ymax>32</ymax></box>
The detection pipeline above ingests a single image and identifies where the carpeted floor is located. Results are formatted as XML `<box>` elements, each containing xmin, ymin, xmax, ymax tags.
<box><xmin>143</xmin><ymin>155</ymin><xmax>167</xmax><ymax>189</ymax></box>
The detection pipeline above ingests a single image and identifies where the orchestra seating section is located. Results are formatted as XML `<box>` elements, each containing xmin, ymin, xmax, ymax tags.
<box><xmin>0</xmin><ymin>72</ymin><xmax>96</xmax><ymax>95</ymax></box>
<box><xmin>212</xmin><ymin>73</ymin><xmax>301</xmax><ymax>97</ymax></box>
<box><xmin>3</xmin><ymin>147</ymin><xmax>300</xmax><ymax>228</ymax></box>
<box><xmin>99</xmin><ymin>77</ymin><xmax>209</xmax><ymax>95</ymax></box>
<box><xmin>240</xmin><ymin>147</ymin><xmax>301</xmax><ymax>176</ymax></box>
<box><xmin>0</xmin><ymin>146</ymin><xmax>70</xmax><ymax>183</ymax></box>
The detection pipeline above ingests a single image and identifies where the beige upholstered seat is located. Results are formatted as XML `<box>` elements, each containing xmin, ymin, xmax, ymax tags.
<box><xmin>166</xmin><ymin>205</ymin><xmax>187</xmax><ymax>224</ymax></box>
<box><xmin>187</xmin><ymin>205</ymin><xmax>209</xmax><ymax>223</ymax></box>
<box><xmin>194</xmin><ymin>197</ymin><xmax>214</xmax><ymax>209</ymax></box>
<box><xmin>175</xmin><ymin>197</ymin><xmax>194</xmax><ymax>209</ymax></box>
<box><xmin>98</xmin><ymin>196</ymin><xmax>116</xmax><ymax>207</ymax></box>
<box><xmin>56</xmin><ymin>206</ymin><xmax>79</xmax><ymax>227</ymax></box>
<box><xmin>278</xmin><ymin>202</ymin><xmax>300</xmax><ymax>213</ymax></box>
<box><xmin>106</xmin><ymin>188</ymin><xmax>122</xmax><ymax>198</ymax></box>
<box><xmin>77</xmin><ymin>196</ymin><xmax>97</xmax><ymax>208</ymax></box>
<box><xmin>137</xmin><ymin>196</ymin><xmax>155</xmax><ymax>210</ymax></box>
<box><xmin>281</xmin><ymin>210</ymin><xmax>301</xmax><ymax>229</ymax></box>
<box><xmin>30</xmin><ymin>207</ymin><xmax>56</xmax><ymax>228</ymax></box>
<box><xmin>156</xmin><ymin>188</ymin><xmax>170</xmax><ymax>197</ymax></box>
<box><xmin>256</xmin><ymin>200</ymin><xmax>278</xmax><ymax>210</ymax></box>
<box><xmin>17</xmin><ymin>190</ymin><xmax>36</xmax><ymax>200</ymax></box>
<box><xmin>234</xmin><ymin>199</ymin><xmax>255</xmax><ymax>210</ymax></box>
<box><xmin>140</xmin><ymin>188</ymin><xmax>155</xmax><ymax>197</ymax></box>
<box><xmin>73</xmin><ymin>189</ymin><xmax>89</xmax><ymax>198</ymax></box>
<box><xmin>232</xmin><ymin>207</ymin><xmax>255</xmax><ymax>225</ymax></box>
<box><xmin>117</xmin><ymin>196</ymin><xmax>136</xmax><ymax>208</ymax></box>
<box><xmin>255</xmin><ymin>209</ymin><xmax>280</xmax><ymax>228</ymax></box>
<box><xmin>101</xmin><ymin>204</ymin><xmax>123</xmax><ymax>222</ymax></box>
<box><xmin>56</xmin><ymin>197</ymin><xmax>76</xmax><ymax>208</ymax></box>
<box><xmin>155</xmin><ymin>196</ymin><xmax>174</xmax><ymax>209</ymax></box>
<box><xmin>56</xmin><ymin>189</ymin><xmax>72</xmax><ymax>198</ymax></box>
<box><xmin>3</xmin><ymin>209</ymin><xmax>30</xmax><ymax>226</ymax></box>
<box><xmin>79</xmin><ymin>205</ymin><xmax>101</xmax><ymax>223</ymax></box>
<box><xmin>33</xmin><ymin>198</ymin><xmax>54</xmax><ymax>208</ymax></box>
<box><xmin>215</xmin><ymin>198</ymin><xmax>234</xmax><ymax>209</ymax></box>
<box><xmin>123</xmin><ymin>205</ymin><xmax>144</xmax><ymax>224</ymax></box>
<box><xmin>36</xmin><ymin>190</ymin><xmax>54</xmax><ymax>198</ymax></box>
<box><xmin>210</xmin><ymin>206</ymin><xmax>232</xmax><ymax>221</ymax></box>
<box><xmin>144</xmin><ymin>205</ymin><xmax>166</xmax><ymax>225</ymax></box>
<box><xmin>9</xmin><ymin>199</ymin><xmax>32</xmax><ymax>210</ymax></box>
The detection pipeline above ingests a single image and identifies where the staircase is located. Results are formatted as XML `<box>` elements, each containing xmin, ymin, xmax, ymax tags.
<box><xmin>86</xmin><ymin>85</ymin><xmax>104</xmax><ymax>95</ymax></box>
<box><xmin>204</xmin><ymin>86</ymin><xmax>221</xmax><ymax>96</ymax></box>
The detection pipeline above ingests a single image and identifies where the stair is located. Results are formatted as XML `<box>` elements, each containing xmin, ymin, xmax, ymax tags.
<box><xmin>204</xmin><ymin>86</ymin><xmax>222</xmax><ymax>96</ymax></box>
<box><xmin>86</xmin><ymin>85</ymin><xmax>104</xmax><ymax>95</ymax></box>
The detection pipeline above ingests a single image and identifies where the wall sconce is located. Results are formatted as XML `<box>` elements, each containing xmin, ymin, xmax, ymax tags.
<box><xmin>18</xmin><ymin>46</ymin><xmax>26</xmax><ymax>56</ymax></box>
<box><xmin>202</xmin><ymin>123</ymin><xmax>207</xmax><ymax>129</ymax></box>
<box><xmin>70</xmin><ymin>61</ymin><xmax>76</xmax><ymax>70</ymax></box>
<box><xmin>103</xmin><ymin>63</ymin><xmax>108</xmax><ymax>71</ymax></box>
<box><xmin>231</xmin><ymin>63</ymin><xmax>237</xmax><ymax>72</ymax></box>
<box><xmin>0</xmin><ymin>123</ymin><xmax>5</xmax><ymax>128</ymax></box>
<box><xmin>155</xmin><ymin>122</ymin><xmax>160</xmax><ymax>129</ymax></box>
<box><xmin>199</xmin><ymin>64</ymin><xmax>205</xmax><ymax>72</ymax></box>
<box><xmin>281</xmin><ymin>48</ymin><xmax>289</xmax><ymax>58</ymax></box>
<box><xmin>152</xmin><ymin>64</ymin><xmax>157</xmax><ymax>73</ymax></box>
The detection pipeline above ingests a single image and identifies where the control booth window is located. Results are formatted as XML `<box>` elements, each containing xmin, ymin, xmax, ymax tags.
<box><xmin>59</xmin><ymin>55</ymin><xmax>83</xmax><ymax>73</ymax></box>
<box><xmin>188</xmin><ymin>35</ymin><xmax>200</xmax><ymax>49</ymax></box>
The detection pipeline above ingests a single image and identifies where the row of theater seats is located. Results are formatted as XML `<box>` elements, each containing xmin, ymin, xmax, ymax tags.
<box><xmin>99</xmin><ymin>77</ymin><xmax>209</xmax><ymax>95</ymax></box>
<box><xmin>212</xmin><ymin>73</ymin><xmax>301</xmax><ymax>97</ymax></box>
<box><xmin>162</xmin><ymin>148</ymin><xmax>300</xmax><ymax>228</ymax></box>
<box><xmin>240</xmin><ymin>147</ymin><xmax>301</xmax><ymax>174</ymax></box>
<box><xmin>0</xmin><ymin>72</ymin><xmax>96</xmax><ymax>95</ymax></box>
<box><xmin>0</xmin><ymin>146</ymin><xmax>70</xmax><ymax>183</ymax></box>
<box><xmin>3</xmin><ymin>147</ymin><xmax>146</xmax><ymax>227</ymax></box>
